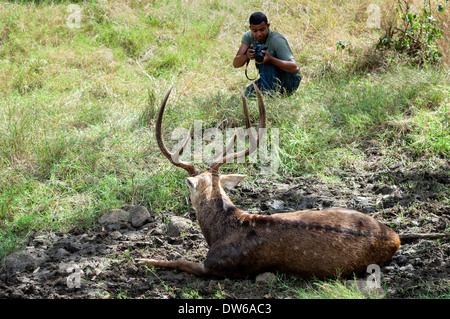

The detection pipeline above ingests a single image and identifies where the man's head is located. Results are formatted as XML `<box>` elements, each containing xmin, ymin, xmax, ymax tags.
<box><xmin>249</xmin><ymin>12</ymin><xmax>270</xmax><ymax>44</ymax></box>
<box><xmin>249</xmin><ymin>12</ymin><xmax>268</xmax><ymax>25</ymax></box>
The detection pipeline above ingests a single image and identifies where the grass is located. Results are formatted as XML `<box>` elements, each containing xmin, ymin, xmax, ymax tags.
<box><xmin>0</xmin><ymin>0</ymin><xmax>449</xmax><ymax>298</ymax></box>
<box><xmin>279</xmin><ymin>278</ymin><xmax>377</xmax><ymax>299</ymax></box>
<box><xmin>151</xmin><ymin>272</ymin><xmax>379</xmax><ymax>299</ymax></box>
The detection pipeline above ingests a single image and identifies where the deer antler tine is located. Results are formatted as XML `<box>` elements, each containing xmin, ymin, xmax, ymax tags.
<box><xmin>208</xmin><ymin>128</ymin><xmax>237</xmax><ymax>173</ymax></box>
<box><xmin>155</xmin><ymin>86</ymin><xmax>174</xmax><ymax>162</ymax></box>
<box><xmin>171</xmin><ymin>125</ymin><xmax>192</xmax><ymax>163</ymax></box>
<box><xmin>222</xmin><ymin>128</ymin><xmax>238</xmax><ymax>163</ymax></box>
<box><xmin>237</xmin><ymin>86</ymin><xmax>257</xmax><ymax>156</ymax></box>
<box><xmin>155</xmin><ymin>87</ymin><xmax>198</xmax><ymax>176</ymax></box>
<box><xmin>208</xmin><ymin>84</ymin><xmax>266</xmax><ymax>172</ymax></box>
<box><xmin>253</xmin><ymin>83</ymin><xmax>267</xmax><ymax>140</ymax></box>
<box><xmin>240</xmin><ymin>86</ymin><xmax>251</xmax><ymax>130</ymax></box>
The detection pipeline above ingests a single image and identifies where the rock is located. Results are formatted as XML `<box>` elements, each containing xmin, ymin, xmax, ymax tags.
<box><xmin>355</xmin><ymin>196</ymin><xmax>370</xmax><ymax>206</ymax></box>
<box><xmin>131</xmin><ymin>206</ymin><xmax>151</xmax><ymax>228</ymax></box>
<box><xmin>98</xmin><ymin>209</ymin><xmax>131</xmax><ymax>230</ymax></box>
<box><xmin>374</xmin><ymin>185</ymin><xmax>395</xmax><ymax>195</ymax></box>
<box><xmin>109</xmin><ymin>230</ymin><xmax>122</xmax><ymax>240</ymax></box>
<box><xmin>54</xmin><ymin>248</ymin><xmax>70</xmax><ymax>260</ymax></box>
<box><xmin>393</xmin><ymin>254</ymin><xmax>408</xmax><ymax>266</ymax></box>
<box><xmin>4</xmin><ymin>247</ymin><xmax>48</xmax><ymax>273</ymax></box>
<box><xmin>167</xmin><ymin>216</ymin><xmax>192</xmax><ymax>237</ymax></box>
<box><xmin>126</xmin><ymin>264</ymin><xmax>138</xmax><ymax>275</ymax></box>
<box><xmin>255</xmin><ymin>272</ymin><xmax>276</xmax><ymax>284</ymax></box>
<box><xmin>318</xmin><ymin>197</ymin><xmax>335</xmax><ymax>207</ymax></box>
<box><xmin>353</xmin><ymin>197</ymin><xmax>376</xmax><ymax>213</ymax></box>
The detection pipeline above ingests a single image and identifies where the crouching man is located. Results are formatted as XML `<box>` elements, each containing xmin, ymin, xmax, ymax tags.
<box><xmin>233</xmin><ymin>12</ymin><xmax>302</xmax><ymax>96</ymax></box>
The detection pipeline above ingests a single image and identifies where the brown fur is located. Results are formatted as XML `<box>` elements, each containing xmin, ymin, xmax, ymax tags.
<box><xmin>138</xmin><ymin>171</ymin><xmax>400</xmax><ymax>279</ymax></box>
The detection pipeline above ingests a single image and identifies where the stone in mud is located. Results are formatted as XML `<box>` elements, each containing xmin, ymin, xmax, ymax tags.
<box><xmin>98</xmin><ymin>209</ymin><xmax>131</xmax><ymax>230</ymax></box>
<box><xmin>54</xmin><ymin>248</ymin><xmax>70</xmax><ymax>260</ymax></box>
<box><xmin>255</xmin><ymin>272</ymin><xmax>276</xmax><ymax>284</ymax></box>
<box><xmin>131</xmin><ymin>206</ymin><xmax>151</xmax><ymax>228</ymax></box>
<box><xmin>167</xmin><ymin>216</ymin><xmax>192</xmax><ymax>237</ymax></box>
<box><xmin>4</xmin><ymin>247</ymin><xmax>48</xmax><ymax>273</ymax></box>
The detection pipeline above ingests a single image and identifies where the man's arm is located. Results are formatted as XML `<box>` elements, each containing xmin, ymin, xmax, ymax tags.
<box><xmin>259</xmin><ymin>51</ymin><xmax>299</xmax><ymax>74</ymax></box>
<box><xmin>233</xmin><ymin>43</ymin><xmax>252</xmax><ymax>68</ymax></box>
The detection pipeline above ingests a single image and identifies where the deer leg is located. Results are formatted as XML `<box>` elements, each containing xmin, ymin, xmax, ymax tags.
<box><xmin>136</xmin><ymin>258</ymin><xmax>207</xmax><ymax>276</ymax></box>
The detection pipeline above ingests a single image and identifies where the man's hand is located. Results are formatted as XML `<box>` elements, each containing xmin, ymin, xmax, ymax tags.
<box><xmin>255</xmin><ymin>50</ymin><xmax>271</xmax><ymax>64</ymax></box>
<box><xmin>246</xmin><ymin>44</ymin><xmax>255</xmax><ymax>60</ymax></box>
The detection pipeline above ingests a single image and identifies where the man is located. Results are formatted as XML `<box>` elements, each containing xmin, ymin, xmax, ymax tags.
<box><xmin>233</xmin><ymin>12</ymin><xmax>301</xmax><ymax>96</ymax></box>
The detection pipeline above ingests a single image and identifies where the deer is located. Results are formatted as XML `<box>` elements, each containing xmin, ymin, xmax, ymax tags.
<box><xmin>137</xmin><ymin>84</ymin><xmax>401</xmax><ymax>279</ymax></box>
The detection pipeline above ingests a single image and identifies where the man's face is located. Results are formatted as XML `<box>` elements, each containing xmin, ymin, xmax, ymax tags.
<box><xmin>249</xmin><ymin>22</ymin><xmax>270</xmax><ymax>44</ymax></box>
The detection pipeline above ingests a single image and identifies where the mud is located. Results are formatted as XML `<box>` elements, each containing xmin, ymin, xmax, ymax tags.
<box><xmin>0</xmin><ymin>159</ymin><xmax>449</xmax><ymax>299</ymax></box>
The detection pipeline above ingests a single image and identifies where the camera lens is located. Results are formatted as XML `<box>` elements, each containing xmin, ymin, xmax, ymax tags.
<box><xmin>254</xmin><ymin>45</ymin><xmax>264</xmax><ymax>63</ymax></box>
<box><xmin>255</xmin><ymin>54</ymin><xmax>264</xmax><ymax>63</ymax></box>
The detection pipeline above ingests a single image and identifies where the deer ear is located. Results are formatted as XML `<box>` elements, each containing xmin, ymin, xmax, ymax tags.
<box><xmin>219</xmin><ymin>174</ymin><xmax>246</xmax><ymax>190</ymax></box>
<box><xmin>185</xmin><ymin>177</ymin><xmax>198</xmax><ymax>190</ymax></box>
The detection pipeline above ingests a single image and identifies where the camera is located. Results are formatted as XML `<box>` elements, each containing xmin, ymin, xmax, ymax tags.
<box><xmin>254</xmin><ymin>44</ymin><xmax>265</xmax><ymax>63</ymax></box>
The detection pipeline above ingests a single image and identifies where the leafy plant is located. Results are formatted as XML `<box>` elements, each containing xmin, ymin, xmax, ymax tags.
<box><xmin>377</xmin><ymin>0</ymin><xmax>447</xmax><ymax>65</ymax></box>
<box><xmin>336</xmin><ymin>40</ymin><xmax>352</xmax><ymax>54</ymax></box>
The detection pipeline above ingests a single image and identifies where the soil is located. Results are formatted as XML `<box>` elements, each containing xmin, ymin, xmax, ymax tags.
<box><xmin>0</xmin><ymin>155</ymin><xmax>449</xmax><ymax>299</ymax></box>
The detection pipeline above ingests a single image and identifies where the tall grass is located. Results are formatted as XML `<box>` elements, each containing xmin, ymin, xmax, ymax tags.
<box><xmin>0</xmin><ymin>0</ymin><xmax>448</xmax><ymax>262</ymax></box>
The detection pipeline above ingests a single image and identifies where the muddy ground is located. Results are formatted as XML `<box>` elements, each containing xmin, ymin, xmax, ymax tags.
<box><xmin>0</xmin><ymin>156</ymin><xmax>449</xmax><ymax>299</ymax></box>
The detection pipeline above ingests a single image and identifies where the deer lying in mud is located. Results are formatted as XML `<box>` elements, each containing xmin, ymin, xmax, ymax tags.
<box><xmin>137</xmin><ymin>85</ymin><xmax>400</xmax><ymax>279</ymax></box>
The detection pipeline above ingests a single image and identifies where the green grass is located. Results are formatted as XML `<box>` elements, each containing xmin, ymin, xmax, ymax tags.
<box><xmin>275</xmin><ymin>275</ymin><xmax>378</xmax><ymax>299</ymax></box>
<box><xmin>158</xmin><ymin>273</ymin><xmax>379</xmax><ymax>299</ymax></box>
<box><xmin>277</xmin><ymin>67</ymin><xmax>449</xmax><ymax>174</ymax></box>
<box><xmin>0</xmin><ymin>0</ymin><xmax>449</xmax><ymax>298</ymax></box>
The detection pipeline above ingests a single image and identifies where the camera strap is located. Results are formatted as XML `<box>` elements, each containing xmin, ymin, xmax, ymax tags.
<box><xmin>245</xmin><ymin>59</ymin><xmax>259</xmax><ymax>81</ymax></box>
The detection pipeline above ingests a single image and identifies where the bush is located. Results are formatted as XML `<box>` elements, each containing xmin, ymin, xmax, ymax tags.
<box><xmin>377</xmin><ymin>0</ymin><xmax>447</xmax><ymax>66</ymax></box>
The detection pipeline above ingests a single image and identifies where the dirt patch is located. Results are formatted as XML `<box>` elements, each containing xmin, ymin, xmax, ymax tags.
<box><xmin>0</xmin><ymin>159</ymin><xmax>449</xmax><ymax>299</ymax></box>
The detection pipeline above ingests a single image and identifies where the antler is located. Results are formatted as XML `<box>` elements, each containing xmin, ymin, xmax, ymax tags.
<box><xmin>155</xmin><ymin>84</ymin><xmax>266</xmax><ymax>176</ymax></box>
<box><xmin>208</xmin><ymin>83</ymin><xmax>266</xmax><ymax>173</ymax></box>
<box><xmin>155</xmin><ymin>87</ymin><xmax>199</xmax><ymax>176</ymax></box>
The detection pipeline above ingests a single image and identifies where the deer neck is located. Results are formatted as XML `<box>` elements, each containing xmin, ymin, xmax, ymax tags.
<box><xmin>196</xmin><ymin>197</ymin><xmax>238</xmax><ymax>247</ymax></box>
<box><xmin>193</xmin><ymin>176</ymin><xmax>239</xmax><ymax>246</ymax></box>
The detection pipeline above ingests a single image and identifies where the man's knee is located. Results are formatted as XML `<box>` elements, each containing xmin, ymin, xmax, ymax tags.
<box><xmin>279</xmin><ymin>71</ymin><xmax>301</xmax><ymax>95</ymax></box>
